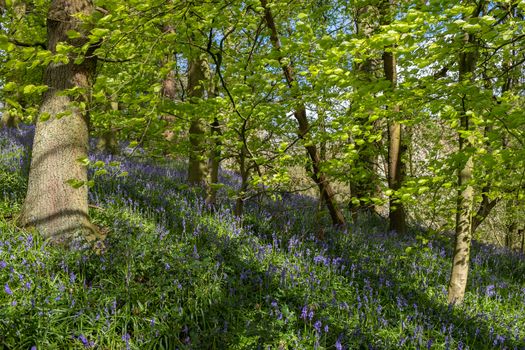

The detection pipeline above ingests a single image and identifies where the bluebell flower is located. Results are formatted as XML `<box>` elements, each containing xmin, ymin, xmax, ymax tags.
<box><xmin>300</xmin><ymin>305</ymin><xmax>308</xmax><ymax>320</ymax></box>
<box><xmin>4</xmin><ymin>283</ymin><xmax>12</xmax><ymax>295</ymax></box>
<box><xmin>122</xmin><ymin>333</ymin><xmax>130</xmax><ymax>350</ymax></box>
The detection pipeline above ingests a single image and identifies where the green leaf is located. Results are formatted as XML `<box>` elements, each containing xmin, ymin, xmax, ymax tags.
<box><xmin>66</xmin><ymin>179</ymin><xmax>85</xmax><ymax>189</ymax></box>
<box><xmin>76</xmin><ymin>157</ymin><xmax>90</xmax><ymax>166</ymax></box>
<box><xmin>297</xmin><ymin>13</ymin><xmax>308</xmax><ymax>19</ymax></box>
<box><xmin>3</xmin><ymin>82</ymin><xmax>17</xmax><ymax>92</ymax></box>
<box><xmin>23</xmin><ymin>84</ymin><xmax>37</xmax><ymax>95</ymax></box>
<box><xmin>66</xmin><ymin>30</ymin><xmax>82</xmax><ymax>39</ymax></box>
<box><xmin>94</xmin><ymin>169</ymin><xmax>108</xmax><ymax>176</ymax></box>
<box><xmin>39</xmin><ymin>113</ymin><xmax>52</xmax><ymax>122</ymax></box>
<box><xmin>93</xmin><ymin>160</ymin><xmax>105</xmax><ymax>168</ymax></box>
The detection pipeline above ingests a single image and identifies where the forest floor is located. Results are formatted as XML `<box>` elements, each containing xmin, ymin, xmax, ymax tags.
<box><xmin>1</xmin><ymin>125</ymin><xmax>524</xmax><ymax>349</ymax></box>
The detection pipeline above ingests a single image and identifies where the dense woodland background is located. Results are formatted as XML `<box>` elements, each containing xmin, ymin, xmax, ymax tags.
<box><xmin>0</xmin><ymin>0</ymin><xmax>524</xmax><ymax>349</ymax></box>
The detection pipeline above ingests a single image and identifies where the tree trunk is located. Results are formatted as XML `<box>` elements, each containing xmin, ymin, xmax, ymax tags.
<box><xmin>235</xmin><ymin>144</ymin><xmax>248</xmax><ymax>217</ymax></box>
<box><xmin>261</xmin><ymin>0</ymin><xmax>345</xmax><ymax>227</ymax></box>
<box><xmin>96</xmin><ymin>102</ymin><xmax>119</xmax><ymax>154</ymax></box>
<box><xmin>349</xmin><ymin>3</ymin><xmax>382</xmax><ymax>218</ymax></box>
<box><xmin>381</xmin><ymin>1</ymin><xmax>406</xmax><ymax>235</ymax></box>
<box><xmin>18</xmin><ymin>0</ymin><xmax>97</xmax><ymax>245</ymax></box>
<box><xmin>187</xmin><ymin>54</ymin><xmax>210</xmax><ymax>185</ymax></box>
<box><xmin>206</xmin><ymin>115</ymin><xmax>221</xmax><ymax>207</ymax></box>
<box><xmin>205</xmin><ymin>80</ymin><xmax>221</xmax><ymax>207</ymax></box>
<box><xmin>448</xmin><ymin>31</ymin><xmax>478</xmax><ymax>305</ymax></box>
<box><xmin>387</xmin><ymin>118</ymin><xmax>406</xmax><ymax>234</ymax></box>
<box><xmin>518</xmin><ymin>229</ymin><xmax>525</xmax><ymax>254</ymax></box>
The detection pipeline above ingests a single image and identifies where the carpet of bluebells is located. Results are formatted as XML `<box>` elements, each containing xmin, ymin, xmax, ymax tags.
<box><xmin>1</xmin><ymin>125</ymin><xmax>524</xmax><ymax>350</ymax></box>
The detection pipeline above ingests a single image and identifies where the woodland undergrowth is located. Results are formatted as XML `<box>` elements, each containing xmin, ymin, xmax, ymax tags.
<box><xmin>1</xmin><ymin>126</ymin><xmax>524</xmax><ymax>349</ymax></box>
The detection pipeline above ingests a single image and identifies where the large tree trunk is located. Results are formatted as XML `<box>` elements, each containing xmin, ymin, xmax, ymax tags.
<box><xmin>381</xmin><ymin>2</ymin><xmax>406</xmax><ymax>235</ymax></box>
<box><xmin>261</xmin><ymin>0</ymin><xmax>345</xmax><ymax>227</ymax></box>
<box><xmin>187</xmin><ymin>54</ymin><xmax>210</xmax><ymax>185</ymax></box>
<box><xmin>448</xmin><ymin>30</ymin><xmax>478</xmax><ymax>305</ymax></box>
<box><xmin>18</xmin><ymin>0</ymin><xmax>97</xmax><ymax>245</ymax></box>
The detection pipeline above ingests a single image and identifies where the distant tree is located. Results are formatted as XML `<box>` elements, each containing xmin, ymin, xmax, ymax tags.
<box><xmin>261</xmin><ymin>0</ymin><xmax>346</xmax><ymax>227</ymax></box>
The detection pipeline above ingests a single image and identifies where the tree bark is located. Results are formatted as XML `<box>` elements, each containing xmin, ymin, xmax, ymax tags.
<box><xmin>187</xmin><ymin>54</ymin><xmax>210</xmax><ymax>185</ymax></box>
<box><xmin>261</xmin><ymin>0</ymin><xmax>345</xmax><ymax>227</ymax></box>
<box><xmin>19</xmin><ymin>0</ymin><xmax>97</xmax><ymax>245</ymax></box>
<box><xmin>235</xmin><ymin>143</ymin><xmax>248</xmax><ymax>217</ymax></box>
<box><xmin>448</xmin><ymin>31</ymin><xmax>478</xmax><ymax>305</ymax></box>
<box><xmin>381</xmin><ymin>1</ymin><xmax>406</xmax><ymax>235</ymax></box>
<box><xmin>205</xmin><ymin>116</ymin><xmax>221</xmax><ymax>206</ymax></box>
<box><xmin>96</xmin><ymin>101</ymin><xmax>119</xmax><ymax>154</ymax></box>
<box><xmin>349</xmin><ymin>3</ymin><xmax>382</xmax><ymax>218</ymax></box>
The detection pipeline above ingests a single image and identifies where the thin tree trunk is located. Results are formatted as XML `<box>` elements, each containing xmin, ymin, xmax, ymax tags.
<box><xmin>19</xmin><ymin>0</ymin><xmax>97</xmax><ymax>245</ymax></box>
<box><xmin>187</xmin><ymin>54</ymin><xmax>210</xmax><ymax>185</ymax></box>
<box><xmin>381</xmin><ymin>1</ymin><xmax>406</xmax><ymax>235</ymax></box>
<box><xmin>206</xmin><ymin>115</ymin><xmax>221</xmax><ymax>207</ymax></box>
<box><xmin>448</xmin><ymin>30</ymin><xmax>478</xmax><ymax>305</ymax></box>
<box><xmin>261</xmin><ymin>0</ymin><xmax>345</xmax><ymax>227</ymax></box>
<box><xmin>96</xmin><ymin>101</ymin><xmax>119</xmax><ymax>154</ymax></box>
<box><xmin>205</xmin><ymin>80</ymin><xmax>221</xmax><ymax>207</ymax></box>
<box><xmin>383</xmin><ymin>48</ymin><xmax>406</xmax><ymax>234</ymax></box>
<box><xmin>518</xmin><ymin>229</ymin><xmax>525</xmax><ymax>254</ymax></box>
<box><xmin>235</xmin><ymin>144</ymin><xmax>248</xmax><ymax>217</ymax></box>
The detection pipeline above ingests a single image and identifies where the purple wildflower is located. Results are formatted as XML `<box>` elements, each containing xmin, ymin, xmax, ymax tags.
<box><xmin>300</xmin><ymin>305</ymin><xmax>308</xmax><ymax>320</ymax></box>
<box><xmin>122</xmin><ymin>333</ymin><xmax>130</xmax><ymax>350</ymax></box>
<box><xmin>4</xmin><ymin>283</ymin><xmax>12</xmax><ymax>295</ymax></box>
<box><xmin>69</xmin><ymin>272</ymin><xmax>76</xmax><ymax>283</ymax></box>
<box><xmin>486</xmin><ymin>284</ymin><xmax>496</xmax><ymax>297</ymax></box>
<box><xmin>335</xmin><ymin>337</ymin><xmax>343</xmax><ymax>350</ymax></box>
<box><xmin>313</xmin><ymin>320</ymin><xmax>322</xmax><ymax>333</ymax></box>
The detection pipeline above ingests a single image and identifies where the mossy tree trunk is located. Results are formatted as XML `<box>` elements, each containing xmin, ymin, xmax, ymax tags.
<box><xmin>349</xmin><ymin>3</ymin><xmax>382</xmax><ymax>220</ymax></box>
<box><xmin>187</xmin><ymin>54</ymin><xmax>210</xmax><ymax>185</ymax></box>
<box><xmin>19</xmin><ymin>0</ymin><xmax>97</xmax><ymax>245</ymax></box>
